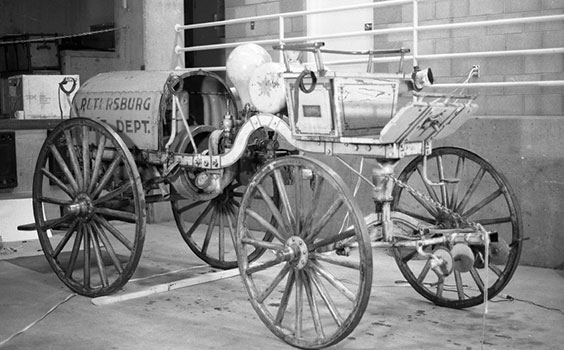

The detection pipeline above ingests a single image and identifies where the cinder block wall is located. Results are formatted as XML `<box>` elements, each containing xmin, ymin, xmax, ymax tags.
<box><xmin>220</xmin><ymin>0</ymin><xmax>564</xmax><ymax>268</ymax></box>
<box><xmin>371</xmin><ymin>0</ymin><xmax>564</xmax><ymax>268</ymax></box>
<box><xmin>225</xmin><ymin>0</ymin><xmax>305</xmax><ymax>58</ymax></box>
<box><xmin>371</xmin><ymin>0</ymin><xmax>564</xmax><ymax>117</ymax></box>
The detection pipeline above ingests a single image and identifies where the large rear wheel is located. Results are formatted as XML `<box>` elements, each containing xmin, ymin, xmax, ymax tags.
<box><xmin>33</xmin><ymin>118</ymin><xmax>145</xmax><ymax>297</ymax></box>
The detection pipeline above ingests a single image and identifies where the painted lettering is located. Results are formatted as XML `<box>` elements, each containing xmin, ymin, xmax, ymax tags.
<box><xmin>114</xmin><ymin>119</ymin><xmax>151</xmax><ymax>134</ymax></box>
<box><xmin>79</xmin><ymin>95</ymin><xmax>152</xmax><ymax>111</ymax></box>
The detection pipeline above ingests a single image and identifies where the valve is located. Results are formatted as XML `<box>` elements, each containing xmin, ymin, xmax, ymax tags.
<box><xmin>221</xmin><ymin>107</ymin><xmax>234</xmax><ymax>150</ymax></box>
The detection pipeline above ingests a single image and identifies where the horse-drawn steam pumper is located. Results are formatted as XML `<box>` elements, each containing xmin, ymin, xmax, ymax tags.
<box><xmin>23</xmin><ymin>42</ymin><xmax>522</xmax><ymax>349</ymax></box>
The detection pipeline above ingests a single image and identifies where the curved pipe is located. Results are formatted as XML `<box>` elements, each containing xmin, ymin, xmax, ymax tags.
<box><xmin>170</xmin><ymin>113</ymin><xmax>293</xmax><ymax>169</ymax></box>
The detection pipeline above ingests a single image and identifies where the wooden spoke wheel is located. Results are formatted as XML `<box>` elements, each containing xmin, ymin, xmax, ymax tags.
<box><xmin>170</xmin><ymin>129</ymin><xmax>281</xmax><ymax>269</ymax></box>
<box><xmin>171</xmin><ymin>179</ymin><xmax>274</xmax><ymax>269</ymax></box>
<box><xmin>33</xmin><ymin>118</ymin><xmax>146</xmax><ymax>297</ymax></box>
<box><xmin>236</xmin><ymin>155</ymin><xmax>372</xmax><ymax>349</ymax></box>
<box><xmin>391</xmin><ymin>147</ymin><xmax>522</xmax><ymax>308</ymax></box>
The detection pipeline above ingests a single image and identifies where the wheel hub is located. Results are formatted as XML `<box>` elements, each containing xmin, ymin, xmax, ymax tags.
<box><xmin>282</xmin><ymin>236</ymin><xmax>309</xmax><ymax>269</ymax></box>
<box><xmin>436</xmin><ymin>210</ymin><xmax>462</xmax><ymax>229</ymax></box>
<box><xmin>64</xmin><ymin>193</ymin><xmax>93</xmax><ymax>219</ymax></box>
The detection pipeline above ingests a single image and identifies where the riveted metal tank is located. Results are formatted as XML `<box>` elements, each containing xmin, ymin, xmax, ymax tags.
<box><xmin>73</xmin><ymin>70</ymin><xmax>238</xmax><ymax>151</ymax></box>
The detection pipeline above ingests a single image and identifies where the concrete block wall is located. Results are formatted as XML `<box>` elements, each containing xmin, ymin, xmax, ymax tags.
<box><xmin>371</xmin><ymin>0</ymin><xmax>564</xmax><ymax>117</ymax></box>
<box><xmin>225</xmin><ymin>0</ymin><xmax>305</xmax><ymax>58</ymax></box>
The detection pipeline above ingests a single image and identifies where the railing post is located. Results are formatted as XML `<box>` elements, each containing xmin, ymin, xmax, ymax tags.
<box><xmin>279</xmin><ymin>15</ymin><xmax>285</xmax><ymax>63</ymax></box>
<box><xmin>412</xmin><ymin>0</ymin><xmax>419</xmax><ymax>69</ymax></box>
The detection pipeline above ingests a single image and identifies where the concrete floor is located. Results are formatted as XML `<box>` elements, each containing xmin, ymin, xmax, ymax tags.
<box><xmin>1</xmin><ymin>221</ymin><xmax>563</xmax><ymax>350</ymax></box>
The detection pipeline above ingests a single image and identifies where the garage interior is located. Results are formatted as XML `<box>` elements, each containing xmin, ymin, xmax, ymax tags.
<box><xmin>1</xmin><ymin>0</ymin><xmax>563</xmax><ymax>349</ymax></box>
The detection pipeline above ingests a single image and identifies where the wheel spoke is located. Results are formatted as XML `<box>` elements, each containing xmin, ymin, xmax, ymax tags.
<box><xmin>303</xmin><ymin>176</ymin><xmax>325</xmax><ymax>234</ymax></box>
<box><xmin>416</xmin><ymin>258</ymin><xmax>432</xmax><ymax>283</ymax></box>
<box><xmin>275</xmin><ymin>269</ymin><xmax>296</xmax><ymax>325</ymax></box>
<box><xmin>462</xmin><ymin>189</ymin><xmax>503</xmax><ymax>218</ymax></box>
<box><xmin>393</xmin><ymin>207</ymin><xmax>435</xmax><ymax>225</ymax></box>
<box><xmin>448</xmin><ymin>156</ymin><xmax>465</xmax><ymax>208</ymax></box>
<box><xmin>186</xmin><ymin>201</ymin><xmax>214</xmax><ymax>237</ymax></box>
<box><xmin>40</xmin><ymin>214</ymin><xmax>74</xmax><ymax>231</ymax></box>
<box><xmin>398</xmin><ymin>248</ymin><xmax>419</xmax><ymax>263</ymax></box>
<box><xmin>176</xmin><ymin>200</ymin><xmax>206</xmax><ymax>214</ymax></box>
<box><xmin>225</xmin><ymin>208</ymin><xmax>237</xmax><ymax>246</ymax></box>
<box><xmin>94</xmin><ymin>207</ymin><xmax>137</xmax><ymax>223</ymax></box>
<box><xmin>245</xmin><ymin>208</ymin><xmax>286</xmax><ymax>243</ymax></box>
<box><xmin>218</xmin><ymin>211</ymin><xmax>225</xmax><ymax>262</ymax></box>
<box><xmin>41</xmin><ymin>167</ymin><xmax>74</xmax><ymax>197</ymax></box>
<box><xmin>436</xmin><ymin>155</ymin><xmax>448</xmax><ymax>205</ymax></box>
<box><xmin>308</xmin><ymin>228</ymin><xmax>357</xmax><ymax>252</ymax></box>
<box><xmin>92</xmin><ymin>220</ymin><xmax>123</xmax><ymax>274</ymax></box>
<box><xmin>83</xmin><ymin>223</ymin><xmax>91</xmax><ymax>288</ymax></box>
<box><xmin>273</xmin><ymin>168</ymin><xmax>296</xmax><ymax>233</ymax></box>
<box><xmin>49</xmin><ymin>144</ymin><xmax>79</xmax><ymax>193</ymax></box>
<box><xmin>454</xmin><ymin>270</ymin><xmax>466</xmax><ymax>300</ymax></box>
<box><xmin>306</xmin><ymin>197</ymin><xmax>344</xmax><ymax>241</ymax></box>
<box><xmin>91</xmin><ymin>156</ymin><xmax>122</xmax><ymax>199</ymax></box>
<box><xmin>66</xmin><ymin>224</ymin><xmax>84</xmax><ymax>277</ymax></box>
<box><xmin>403</xmin><ymin>187</ymin><xmax>439</xmax><ymax>218</ymax></box>
<box><xmin>312</xmin><ymin>252</ymin><xmax>360</xmax><ymax>270</ymax></box>
<box><xmin>455</xmin><ymin>167</ymin><xmax>486</xmax><ymax>213</ymax></box>
<box><xmin>256</xmin><ymin>184</ymin><xmax>289</xmax><ymax>238</ymax></box>
<box><xmin>469</xmin><ymin>267</ymin><xmax>485</xmax><ymax>294</ymax></box>
<box><xmin>82</xmin><ymin>125</ymin><xmax>91</xmax><ymax>190</ymax></box>
<box><xmin>87</xmin><ymin>223</ymin><xmax>109</xmax><ymax>288</ymax></box>
<box><xmin>416</xmin><ymin>165</ymin><xmax>440</xmax><ymax>204</ymax></box>
<box><xmin>52</xmin><ymin>219</ymin><xmax>80</xmax><ymax>258</ymax></box>
<box><xmin>436</xmin><ymin>278</ymin><xmax>445</xmax><ymax>298</ymax></box>
<box><xmin>303</xmin><ymin>270</ymin><xmax>324</xmax><ymax>338</ymax></box>
<box><xmin>294</xmin><ymin>270</ymin><xmax>304</xmax><ymax>338</ymax></box>
<box><xmin>201</xmin><ymin>206</ymin><xmax>218</xmax><ymax>255</ymax></box>
<box><xmin>246</xmin><ymin>256</ymin><xmax>286</xmax><ymax>275</ymax></box>
<box><xmin>38</xmin><ymin>195</ymin><xmax>72</xmax><ymax>206</ymax></box>
<box><xmin>489</xmin><ymin>263</ymin><xmax>503</xmax><ymax>276</ymax></box>
<box><xmin>93</xmin><ymin>182</ymin><xmax>133</xmax><ymax>205</ymax></box>
<box><xmin>476</xmin><ymin>216</ymin><xmax>512</xmax><ymax>226</ymax></box>
<box><xmin>94</xmin><ymin>214</ymin><xmax>133</xmax><ymax>251</ymax></box>
<box><xmin>64</xmin><ymin>129</ymin><xmax>84</xmax><ymax>191</ymax></box>
<box><xmin>241</xmin><ymin>235</ymin><xmax>284</xmax><ymax>250</ymax></box>
<box><xmin>294</xmin><ymin>168</ymin><xmax>303</xmax><ymax>236</ymax></box>
<box><xmin>257</xmin><ymin>264</ymin><xmax>291</xmax><ymax>303</ymax></box>
<box><xmin>308</xmin><ymin>267</ymin><xmax>343</xmax><ymax>326</ymax></box>
<box><xmin>88</xmin><ymin>134</ymin><xmax>106</xmax><ymax>194</ymax></box>
<box><xmin>310</xmin><ymin>261</ymin><xmax>355</xmax><ymax>302</ymax></box>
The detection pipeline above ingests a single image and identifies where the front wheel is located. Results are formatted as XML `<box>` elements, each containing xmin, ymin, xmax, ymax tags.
<box><xmin>236</xmin><ymin>155</ymin><xmax>372</xmax><ymax>349</ymax></box>
<box><xmin>391</xmin><ymin>147</ymin><xmax>522</xmax><ymax>308</ymax></box>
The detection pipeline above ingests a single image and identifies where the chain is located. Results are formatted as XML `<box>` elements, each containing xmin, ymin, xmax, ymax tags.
<box><xmin>385</xmin><ymin>173</ymin><xmax>486</xmax><ymax>233</ymax></box>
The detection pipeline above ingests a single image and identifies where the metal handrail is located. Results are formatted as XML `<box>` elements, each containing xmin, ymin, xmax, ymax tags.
<box><xmin>174</xmin><ymin>0</ymin><xmax>564</xmax><ymax>88</ymax></box>
<box><xmin>174</xmin><ymin>0</ymin><xmax>415</xmax><ymax>32</ymax></box>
